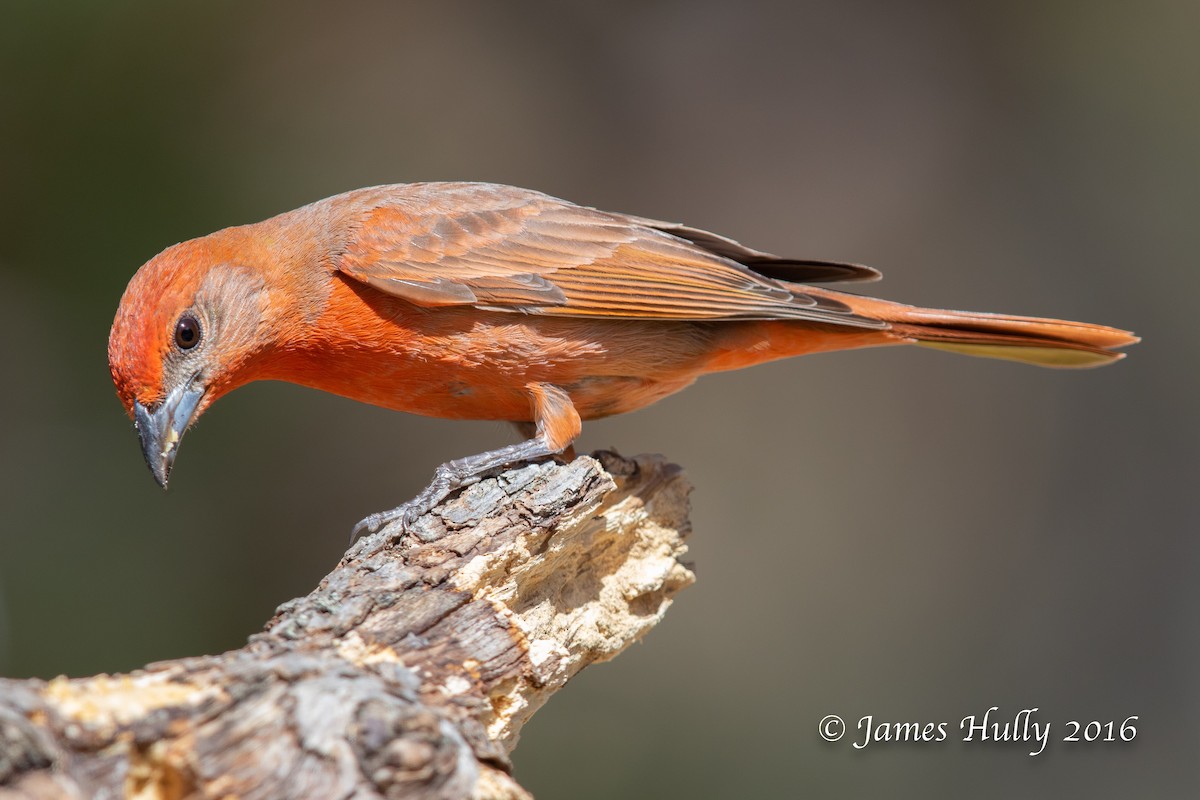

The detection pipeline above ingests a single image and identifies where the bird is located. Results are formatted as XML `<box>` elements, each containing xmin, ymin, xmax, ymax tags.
<box><xmin>108</xmin><ymin>182</ymin><xmax>1137</xmax><ymax>537</ymax></box>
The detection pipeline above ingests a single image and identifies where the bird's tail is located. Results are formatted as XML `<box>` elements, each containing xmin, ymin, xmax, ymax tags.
<box><xmin>827</xmin><ymin>291</ymin><xmax>1139</xmax><ymax>368</ymax></box>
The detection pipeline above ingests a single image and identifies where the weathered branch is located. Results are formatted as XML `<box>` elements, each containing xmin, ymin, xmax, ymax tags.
<box><xmin>0</xmin><ymin>451</ymin><xmax>694</xmax><ymax>800</ymax></box>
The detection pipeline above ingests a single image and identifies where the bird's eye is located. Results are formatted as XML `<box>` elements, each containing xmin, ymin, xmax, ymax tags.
<box><xmin>175</xmin><ymin>315</ymin><xmax>202</xmax><ymax>350</ymax></box>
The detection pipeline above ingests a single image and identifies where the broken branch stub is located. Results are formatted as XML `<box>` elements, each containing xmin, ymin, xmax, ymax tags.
<box><xmin>0</xmin><ymin>451</ymin><xmax>695</xmax><ymax>800</ymax></box>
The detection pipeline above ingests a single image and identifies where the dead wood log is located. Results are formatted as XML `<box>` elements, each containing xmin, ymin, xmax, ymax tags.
<box><xmin>0</xmin><ymin>451</ymin><xmax>694</xmax><ymax>800</ymax></box>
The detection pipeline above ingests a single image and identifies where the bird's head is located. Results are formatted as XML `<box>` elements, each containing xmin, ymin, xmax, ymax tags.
<box><xmin>108</xmin><ymin>234</ymin><xmax>273</xmax><ymax>488</ymax></box>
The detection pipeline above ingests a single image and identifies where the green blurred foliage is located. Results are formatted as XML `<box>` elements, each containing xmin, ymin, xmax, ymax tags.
<box><xmin>0</xmin><ymin>1</ymin><xmax>1196</xmax><ymax>797</ymax></box>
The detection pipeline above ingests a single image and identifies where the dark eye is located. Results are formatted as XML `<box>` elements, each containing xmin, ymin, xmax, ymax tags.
<box><xmin>175</xmin><ymin>315</ymin><xmax>202</xmax><ymax>350</ymax></box>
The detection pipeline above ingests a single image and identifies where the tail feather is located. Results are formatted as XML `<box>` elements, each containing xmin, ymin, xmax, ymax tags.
<box><xmin>814</xmin><ymin>291</ymin><xmax>1139</xmax><ymax>369</ymax></box>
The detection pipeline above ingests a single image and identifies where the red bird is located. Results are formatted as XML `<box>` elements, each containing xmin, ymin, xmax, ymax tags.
<box><xmin>108</xmin><ymin>183</ymin><xmax>1137</xmax><ymax>535</ymax></box>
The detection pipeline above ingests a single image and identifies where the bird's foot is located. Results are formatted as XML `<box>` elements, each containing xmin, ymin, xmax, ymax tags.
<box><xmin>350</xmin><ymin>463</ymin><xmax>472</xmax><ymax>542</ymax></box>
<box><xmin>347</xmin><ymin>432</ymin><xmax>567</xmax><ymax>545</ymax></box>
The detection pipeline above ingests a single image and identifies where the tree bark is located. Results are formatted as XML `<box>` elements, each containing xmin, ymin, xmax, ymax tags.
<box><xmin>0</xmin><ymin>451</ymin><xmax>694</xmax><ymax>800</ymax></box>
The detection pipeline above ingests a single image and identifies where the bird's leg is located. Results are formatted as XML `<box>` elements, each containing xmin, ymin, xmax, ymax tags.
<box><xmin>351</xmin><ymin>383</ymin><xmax>581</xmax><ymax>539</ymax></box>
<box><xmin>511</xmin><ymin>421</ymin><xmax>577</xmax><ymax>461</ymax></box>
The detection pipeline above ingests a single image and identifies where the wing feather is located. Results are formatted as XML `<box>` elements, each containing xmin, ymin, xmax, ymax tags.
<box><xmin>336</xmin><ymin>183</ymin><xmax>885</xmax><ymax>327</ymax></box>
<box><xmin>618</xmin><ymin>213</ymin><xmax>883</xmax><ymax>283</ymax></box>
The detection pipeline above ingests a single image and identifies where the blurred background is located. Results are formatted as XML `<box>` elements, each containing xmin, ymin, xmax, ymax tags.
<box><xmin>0</xmin><ymin>1</ymin><xmax>1195</xmax><ymax>796</ymax></box>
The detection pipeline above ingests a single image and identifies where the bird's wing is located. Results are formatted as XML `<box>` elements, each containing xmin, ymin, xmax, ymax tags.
<box><xmin>616</xmin><ymin>213</ymin><xmax>882</xmax><ymax>284</ymax></box>
<box><xmin>336</xmin><ymin>183</ymin><xmax>884</xmax><ymax>326</ymax></box>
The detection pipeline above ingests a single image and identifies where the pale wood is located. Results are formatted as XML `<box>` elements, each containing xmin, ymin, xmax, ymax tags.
<box><xmin>0</xmin><ymin>452</ymin><xmax>694</xmax><ymax>800</ymax></box>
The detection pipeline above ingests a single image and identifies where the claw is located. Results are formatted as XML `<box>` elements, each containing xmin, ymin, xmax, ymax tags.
<box><xmin>347</xmin><ymin>492</ymin><xmax>445</xmax><ymax>545</ymax></box>
<box><xmin>348</xmin><ymin>503</ymin><xmax>418</xmax><ymax>544</ymax></box>
<box><xmin>348</xmin><ymin>513</ymin><xmax>383</xmax><ymax>544</ymax></box>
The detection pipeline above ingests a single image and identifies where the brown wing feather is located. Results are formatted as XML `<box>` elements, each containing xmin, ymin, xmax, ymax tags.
<box><xmin>618</xmin><ymin>214</ymin><xmax>882</xmax><ymax>284</ymax></box>
<box><xmin>336</xmin><ymin>183</ymin><xmax>884</xmax><ymax>327</ymax></box>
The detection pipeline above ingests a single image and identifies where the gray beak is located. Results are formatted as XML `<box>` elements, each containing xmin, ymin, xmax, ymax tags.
<box><xmin>133</xmin><ymin>378</ymin><xmax>205</xmax><ymax>489</ymax></box>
